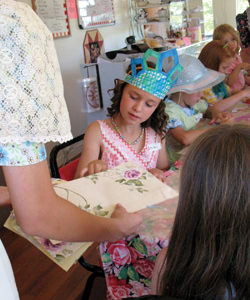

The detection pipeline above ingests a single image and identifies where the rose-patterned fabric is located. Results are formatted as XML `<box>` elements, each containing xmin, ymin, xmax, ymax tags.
<box><xmin>99</xmin><ymin>162</ymin><xmax>181</xmax><ymax>299</ymax></box>
<box><xmin>98</xmin><ymin>120</ymin><xmax>161</xmax><ymax>170</ymax></box>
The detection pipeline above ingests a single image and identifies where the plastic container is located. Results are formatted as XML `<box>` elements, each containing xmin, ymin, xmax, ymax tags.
<box><xmin>187</xmin><ymin>26</ymin><xmax>202</xmax><ymax>43</ymax></box>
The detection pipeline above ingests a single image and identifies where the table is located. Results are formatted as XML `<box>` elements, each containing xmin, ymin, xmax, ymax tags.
<box><xmin>99</xmin><ymin>101</ymin><xmax>250</xmax><ymax>300</ymax></box>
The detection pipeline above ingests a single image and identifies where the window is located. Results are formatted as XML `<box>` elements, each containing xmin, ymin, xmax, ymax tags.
<box><xmin>170</xmin><ymin>1</ymin><xmax>185</xmax><ymax>29</ymax></box>
<box><xmin>236</xmin><ymin>0</ymin><xmax>249</xmax><ymax>14</ymax></box>
<box><xmin>202</xmin><ymin>0</ymin><xmax>214</xmax><ymax>36</ymax></box>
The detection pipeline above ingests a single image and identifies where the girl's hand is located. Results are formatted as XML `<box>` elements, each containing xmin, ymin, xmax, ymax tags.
<box><xmin>79</xmin><ymin>160</ymin><xmax>108</xmax><ymax>177</ymax></box>
<box><xmin>110</xmin><ymin>204</ymin><xmax>143</xmax><ymax>240</ymax></box>
<box><xmin>209</xmin><ymin>111</ymin><xmax>233</xmax><ymax>125</ymax></box>
<box><xmin>149</xmin><ymin>168</ymin><xmax>167</xmax><ymax>183</ymax></box>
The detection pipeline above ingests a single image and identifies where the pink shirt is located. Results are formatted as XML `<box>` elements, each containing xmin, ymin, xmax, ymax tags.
<box><xmin>226</xmin><ymin>54</ymin><xmax>245</xmax><ymax>91</ymax></box>
<box><xmin>98</xmin><ymin>120</ymin><xmax>161</xmax><ymax>170</ymax></box>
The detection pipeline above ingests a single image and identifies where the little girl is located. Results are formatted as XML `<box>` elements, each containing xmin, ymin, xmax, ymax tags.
<box><xmin>164</xmin><ymin>54</ymin><xmax>231</xmax><ymax>165</ymax></box>
<box><xmin>213</xmin><ymin>23</ymin><xmax>250</xmax><ymax>90</ymax></box>
<box><xmin>75</xmin><ymin>48</ymin><xmax>182</xmax><ymax>182</ymax></box>
<box><xmin>199</xmin><ymin>40</ymin><xmax>250</xmax><ymax>112</ymax></box>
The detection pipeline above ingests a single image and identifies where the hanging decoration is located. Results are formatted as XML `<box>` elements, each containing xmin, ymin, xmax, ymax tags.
<box><xmin>83</xmin><ymin>29</ymin><xmax>104</xmax><ymax>64</ymax></box>
<box><xmin>77</xmin><ymin>0</ymin><xmax>115</xmax><ymax>29</ymax></box>
<box><xmin>32</xmin><ymin>0</ymin><xmax>70</xmax><ymax>38</ymax></box>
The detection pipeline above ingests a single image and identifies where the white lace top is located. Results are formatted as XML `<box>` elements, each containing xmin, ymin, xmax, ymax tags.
<box><xmin>0</xmin><ymin>0</ymin><xmax>72</xmax><ymax>144</ymax></box>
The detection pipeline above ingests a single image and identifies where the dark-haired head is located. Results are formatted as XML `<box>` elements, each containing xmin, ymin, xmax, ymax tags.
<box><xmin>107</xmin><ymin>79</ymin><xmax>168</xmax><ymax>138</ymax></box>
<box><xmin>159</xmin><ymin>124</ymin><xmax>250</xmax><ymax>299</ymax></box>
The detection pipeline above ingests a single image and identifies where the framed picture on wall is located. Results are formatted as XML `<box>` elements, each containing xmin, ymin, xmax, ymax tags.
<box><xmin>76</xmin><ymin>0</ymin><xmax>115</xmax><ymax>29</ymax></box>
<box><xmin>83</xmin><ymin>29</ymin><xmax>105</xmax><ymax>64</ymax></box>
<box><xmin>32</xmin><ymin>0</ymin><xmax>70</xmax><ymax>38</ymax></box>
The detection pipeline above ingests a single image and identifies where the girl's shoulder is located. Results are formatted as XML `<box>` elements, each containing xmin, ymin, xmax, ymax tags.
<box><xmin>86</xmin><ymin>120</ymin><xmax>106</xmax><ymax>136</ymax></box>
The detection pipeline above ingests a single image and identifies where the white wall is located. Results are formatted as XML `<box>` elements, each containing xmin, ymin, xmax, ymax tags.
<box><xmin>213</xmin><ymin>0</ymin><xmax>237</xmax><ymax>28</ymax></box>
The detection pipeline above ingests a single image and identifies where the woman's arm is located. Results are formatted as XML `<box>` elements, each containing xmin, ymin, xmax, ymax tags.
<box><xmin>3</xmin><ymin>161</ymin><xmax>142</xmax><ymax>242</ymax></box>
<box><xmin>213</xmin><ymin>86</ymin><xmax>250</xmax><ymax>112</ymax></box>
<box><xmin>0</xmin><ymin>186</ymin><xmax>10</xmax><ymax>206</ymax></box>
<box><xmin>74</xmin><ymin>121</ymin><xmax>106</xmax><ymax>178</ymax></box>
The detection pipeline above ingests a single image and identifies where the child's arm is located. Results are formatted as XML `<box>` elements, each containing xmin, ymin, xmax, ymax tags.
<box><xmin>212</xmin><ymin>86</ymin><xmax>250</xmax><ymax>112</ymax></box>
<box><xmin>149</xmin><ymin>137</ymin><xmax>169</xmax><ymax>182</ymax></box>
<box><xmin>74</xmin><ymin>121</ymin><xmax>107</xmax><ymax>178</ymax></box>
<box><xmin>227</xmin><ymin>62</ymin><xmax>250</xmax><ymax>87</ymax></box>
<box><xmin>169</xmin><ymin>126</ymin><xmax>209</xmax><ymax>146</ymax></box>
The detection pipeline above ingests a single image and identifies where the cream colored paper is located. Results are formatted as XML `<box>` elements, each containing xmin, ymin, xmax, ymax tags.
<box><xmin>4</xmin><ymin>162</ymin><xmax>178</xmax><ymax>271</ymax></box>
<box><xmin>54</xmin><ymin>161</ymin><xmax>178</xmax><ymax>215</ymax></box>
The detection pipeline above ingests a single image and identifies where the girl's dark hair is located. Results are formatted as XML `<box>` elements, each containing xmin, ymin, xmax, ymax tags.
<box><xmin>198</xmin><ymin>40</ymin><xmax>235</xmax><ymax>71</ymax></box>
<box><xmin>159</xmin><ymin>124</ymin><xmax>250</xmax><ymax>299</ymax></box>
<box><xmin>107</xmin><ymin>79</ymin><xmax>168</xmax><ymax>138</ymax></box>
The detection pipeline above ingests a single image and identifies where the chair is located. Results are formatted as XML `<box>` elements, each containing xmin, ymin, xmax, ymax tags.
<box><xmin>49</xmin><ymin>134</ymin><xmax>105</xmax><ymax>299</ymax></box>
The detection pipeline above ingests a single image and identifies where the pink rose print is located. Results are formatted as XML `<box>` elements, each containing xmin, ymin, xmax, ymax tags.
<box><xmin>111</xmin><ymin>285</ymin><xmax>130</xmax><ymax>299</ymax></box>
<box><xmin>107</xmin><ymin>240</ymin><xmax>133</xmax><ymax>266</ymax></box>
<box><xmin>38</xmin><ymin>238</ymin><xmax>66</xmax><ymax>251</ymax></box>
<box><xmin>130</xmin><ymin>280</ymin><xmax>151</xmax><ymax>296</ymax></box>
<box><xmin>133</xmin><ymin>259</ymin><xmax>155</xmax><ymax>279</ymax></box>
<box><xmin>107</xmin><ymin>275</ymin><xmax>127</xmax><ymax>287</ymax></box>
<box><xmin>124</xmin><ymin>169</ymin><xmax>141</xmax><ymax>179</ymax></box>
<box><xmin>174</xmin><ymin>159</ymin><xmax>182</xmax><ymax>169</ymax></box>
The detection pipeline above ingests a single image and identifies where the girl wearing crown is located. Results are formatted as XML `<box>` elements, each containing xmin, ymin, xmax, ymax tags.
<box><xmin>75</xmin><ymin>49</ymin><xmax>182</xmax><ymax>182</ymax></box>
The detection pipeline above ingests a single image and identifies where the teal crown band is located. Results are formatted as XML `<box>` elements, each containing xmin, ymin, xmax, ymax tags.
<box><xmin>124</xmin><ymin>48</ymin><xmax>183</xmax><ymax>99</ymax></box>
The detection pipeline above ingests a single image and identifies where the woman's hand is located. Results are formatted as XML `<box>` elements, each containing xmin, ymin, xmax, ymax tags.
<box><xmin>110</xmin><ymin>203</ymin><xmax>143</xmax><ymax>240</ymax></box>
<box><xmin>149</xmin><ymin>168</ymin><xmax>167</xmax><ymax>183</ymax></box>
<box><xmin>79</xmin><ymin>160</ymin><xmax>108</xmax><ymax>177</ymax></box>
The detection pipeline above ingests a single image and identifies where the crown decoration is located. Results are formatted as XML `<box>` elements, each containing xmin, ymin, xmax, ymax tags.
<box><xmin>124</xmin><ymin>48</ymin><xmax>183</xmax><ymax>99</ymax></box>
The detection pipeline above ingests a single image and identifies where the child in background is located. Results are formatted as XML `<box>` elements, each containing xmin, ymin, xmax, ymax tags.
<box><xmin>213</xmin><ymin>24</ymin><xmax>250</xmax><ymax>89</ymax></box>
<box><xmin>164</xmin><ymin>54</ymin><xmax>231</xmax><ymax>165</ymax></box>
<box><xmin>199</xmin><ymin>40</ymin><xmax>250</xmax><ymax>111</ymax></box>
<box><xmin>75</xmin><ymin>49</ymin><xmax>182</xmax><ymax>182</ymax></box>
<box><xmin>152</xmin><ymin>124</ymin><xmax>250</xmax><ymax>299</ymax></box>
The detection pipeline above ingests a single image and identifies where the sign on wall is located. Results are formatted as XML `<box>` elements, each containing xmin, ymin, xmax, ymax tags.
<box><xmin>76</xmin><ymin>0</ymin><xmax>115</xmax><ymax>29</ymax></box>
<box><xmin>32</xmin><ymin>0</ymin><xmax>70</xmax><ymax>38</ymax></box>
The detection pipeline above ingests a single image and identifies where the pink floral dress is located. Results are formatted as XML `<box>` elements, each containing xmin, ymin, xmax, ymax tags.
<box><xmin>98</xmin><ymin>120</ymin><xmax>161</xmax><ymax>170</ymax></box>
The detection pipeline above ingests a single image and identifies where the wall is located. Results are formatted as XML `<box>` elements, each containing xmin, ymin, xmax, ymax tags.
<box><xmin>213</xmin><ymin>0</ymin><xmax>237</xmax><ymax>28</ymax></box>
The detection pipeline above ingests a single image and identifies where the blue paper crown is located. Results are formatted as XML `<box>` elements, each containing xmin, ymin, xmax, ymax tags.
<box><xmin>124</xmin><ymin>48</ymin><xmax>183</xmax><ymax>99</ymax></box>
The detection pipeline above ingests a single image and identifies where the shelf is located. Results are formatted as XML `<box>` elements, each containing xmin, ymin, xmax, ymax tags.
<box><xmin>136</xmin><ymin>3</ymin><xmax>169</xmax><ymax>9</ymax></box>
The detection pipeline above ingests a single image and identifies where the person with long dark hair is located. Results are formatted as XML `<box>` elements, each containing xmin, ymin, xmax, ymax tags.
<box><xmin>151</xmin><ymin>124</ymin><xmax>250</xmax><ymax>299</ymax></box>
